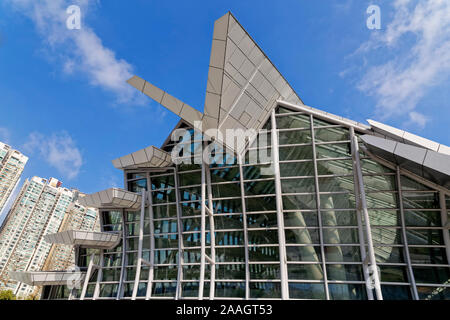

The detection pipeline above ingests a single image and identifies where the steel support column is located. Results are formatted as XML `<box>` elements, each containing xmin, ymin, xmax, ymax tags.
<box><xmin>351</xmin><ymin>135</ymin><xmax>383</xmax><ymax>300</ymax></box>
<box><xmin>310</xmin><ymin>114</ymin><xmax>331</xmax><ymax>300</ymax></box>
<box><xmin>146</xmin><ymin>175</ymin><xmax>156</xmax><ymax>300</ymax></box>
<box><xmin>396</xmin><ymin>166</ymin><xmax>420</xmax><ymax>300</ymax></box>
<box><xmin>132</xmin><ymin>189</ymin><xmax>147</xmax><ymax>299</ymax></box>
<box><xmin>350</xmin><ymin>127</ymin><xmax>374</xmax><ymax>300</ymax></box>
<box><xmin>270</xmin><ymin>109</ymin><xmax>289</xmax><ymax>299</ymax></box>
<box><xmin>238</xmin><ymin>155</ymin><xmax>250</xmax><ymax>299</ymax></box>
<box><xmin>205</xmin><ymin>164</ymin><xmax>216</xmax><ymax>299</ymax></box>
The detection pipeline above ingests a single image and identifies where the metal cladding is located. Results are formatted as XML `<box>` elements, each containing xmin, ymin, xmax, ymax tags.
<box><xmin>112</xmin><ymin>145</ymin><xmax>172</xmax><ymax>170</ymax></box>
<box><xmin>367</xmin><ymin>119</ymin><xmax>450</xmax><ymax>155</ymax></box>
<box><xmin>127</xmin><ymin>12</ymin><xmax>304</xmax><ymax>155</ymax></box>
<box><xmin>361</xmin><ymin>134</ymin><xmax>450</xmax><ymax>189</ymax></box>
<box><xmin>10</xmin><ymin>271</ymin><xmax>86</xmax><ymax>286</ymax></box>
<box><xmin>44</xmin><ymin>230</ymin><xmax>121</xmax><ymax>250</ymax></box>
<box><xmin>78</xmin><ymin>188</ymin><xmax>142</xmax><ymax>210</ymax></box>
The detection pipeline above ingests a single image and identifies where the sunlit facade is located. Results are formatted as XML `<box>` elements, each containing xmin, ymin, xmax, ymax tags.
<box><xmin>36</xmin><ymin>12</ymin><xmax>449</xmax><ymax>300</ymax></box>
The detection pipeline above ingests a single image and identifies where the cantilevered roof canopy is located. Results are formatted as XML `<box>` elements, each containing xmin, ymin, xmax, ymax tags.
<box><xmin>367</xmin><ymin>119</ymin><xmax>450</xmax><ymax>156</ymax></box>
<box><xmin>361</xmin><ymin>135</ymin><xmax>450</xmax><ymax>189</ymax></box>
<box><xmin>45</xmin><ymin>230</ymin><xmax>121</xmax><ymax>249</ymax></box>
<box><xmin>127</xmin><ymin>12</ymin><xmax>304</xmax><ymax>155</ymax></box>
<box><xmin>78</xmin><ymin>188</ymin><xmax>141</xmax><ymax>210</ymax></box>
<box><xmin>10</xmin><ymin>271</ymin><xmax>86</xmax><ymax>286</ymax></box>
<box><xmin>112</xmin><ymin>145</ymin><xmax>172</xmax><ymax>170</ymax></box>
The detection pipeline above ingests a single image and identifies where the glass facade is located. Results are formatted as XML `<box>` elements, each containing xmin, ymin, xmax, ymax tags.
<box><xmin>44</xmin><ymin>106</ymin><xmax>450</xmax><ymax>300</ymax></box>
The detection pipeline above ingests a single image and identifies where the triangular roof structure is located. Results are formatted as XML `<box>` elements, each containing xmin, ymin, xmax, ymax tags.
<box><xmin>127</xmin><ymin>12</ymin><xmax>303</xmax><ymax>155</ymax></box>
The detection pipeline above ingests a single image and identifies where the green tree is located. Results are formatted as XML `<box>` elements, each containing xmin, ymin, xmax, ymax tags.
<box><xmin>0</xmin><ymin>290</ymin><xmax>17</xmax><ymax>300</ymax></box>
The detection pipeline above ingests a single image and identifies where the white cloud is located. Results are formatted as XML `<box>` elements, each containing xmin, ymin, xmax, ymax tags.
<box><xmin>5</xmin><ymin>0</ymin><xmax>140</xmax><ymax>103</ymax></box>
<box><xmin>355</xmin><ymin>0</ymin><xmax>450</xmax><ymax>125</ymax></box>
<box><xmin>0</xmin><ymin>127</ymin><xmax>11</xmax><ymax>144</ymax></box>
<box><xmin>406</xmin><ymin>111</ymin><xmax>430</xmax><ymax>129</ymax></box>
<box><xmin>24</xmin><ymin>131</ymin><xmax>83</xmax><ymax>180</ymax></box>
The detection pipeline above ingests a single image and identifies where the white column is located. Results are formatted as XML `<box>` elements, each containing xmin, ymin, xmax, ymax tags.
<box><xmin>270</xmin><ymin>109</ymin><xmax>289</xmax><ymax>299</ymax></box>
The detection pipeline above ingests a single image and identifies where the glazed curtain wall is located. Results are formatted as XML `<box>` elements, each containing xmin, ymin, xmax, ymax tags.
<box><xmin>54</xmin><ymin>106</ymin><xmax>449</xmax><ymax>300</ymax></box>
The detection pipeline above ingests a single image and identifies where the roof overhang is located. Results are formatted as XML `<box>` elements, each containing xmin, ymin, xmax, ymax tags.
<box><xmin>10</xmin><ymin>271</ymin><xmax>86</xmax><ymax>286</ymax></box>
<box><xmin>112</xmin><ymin>145</ymin><xmax>172</xmax><ymax>170</ymax></box>
<box><xmin>361</xmin><ymin>134</ymin><xmax>450</xmax><ymax>189</ymax></box>
<box><xmin>45</xmin><ymin>230</ymin><xmax>121</xmax><ymax>249</ymax></box>
<box><xmin>367</xmin><ymin>119</ymin><xmax>450</xmax><ymax>156</ymax></box>
<box><xmin>78</xmin><ymin>188</ymin><xmax>142</xmax><ymax>210</ymax></box>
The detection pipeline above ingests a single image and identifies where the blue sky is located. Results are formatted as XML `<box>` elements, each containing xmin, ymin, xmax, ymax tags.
<box><xmin>0</xmin><ymin>0</ymin><xmax>449</xmax><ymax>194</ymax></box>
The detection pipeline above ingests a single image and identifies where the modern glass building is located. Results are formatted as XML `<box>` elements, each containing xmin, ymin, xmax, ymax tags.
<box><xmin>27</xmin><ymin>12</ymin><xmax>449</xmax><ymax>300</ymax></box>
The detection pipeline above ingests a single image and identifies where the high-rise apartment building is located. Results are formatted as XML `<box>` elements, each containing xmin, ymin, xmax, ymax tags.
<box><xmin>0</xmin><ymin>177</ymin><xmax>98</xmax><ymax>297</ymax></box>
<box><xmin>0</xmin><ymin>141</ymin><xmax>28</xmax><ymax>216</ymax></box>
<box><xmin>42</xmin><ymin>194</ymin><xmax>100</xmax><ymax>272</ymax></box>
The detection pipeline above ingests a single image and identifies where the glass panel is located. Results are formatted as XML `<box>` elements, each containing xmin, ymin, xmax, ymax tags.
<box><xmin>317</xmin><ymin>159</ymin><xmax>353</xmax><ymax>175</ymax></box>
<box><xmin>322</xmin><ymin>210</ymin><xmax>357</xmax><ymax>226</ymax></box>
<box><xmin>318</xmin><ymin>176</ymin><xmax>354</xmax><ymax>193</ymax></box>
<box><xmin>369</xmin><ymin>210</ymin><xmax>400</xmax><ymax>226</ymax></box>
<box><xmin>417</xmin><ymin>286</ymin><xmax>450</xmax><ymax>300</ymax></box>
<box><xmin>315</xmin><ymin>127</ymin><xmax>349</xmax><ymax>143</ymax></box>
<box><xmin>413</xmin><ymin>267</ymin><xmax>450</xmax><ymax>284</ymax></box>
<box><xmin>216</xmin><ymin>247</ymin><xmax>246</xmax><ymax>263</ymax></box>
<box><xmin>153</xmin><ymin>204</ymin><xmax>177</xmax><ymax>219</ymax></box>
<box><xmin>374</xmin><ymin>247</ymin><xmax>405</xmax><ymax>263</ymax></box>
<box><xmin>246</xmin><ymin>196</ymin><xmax>277</xmax><ymax>212</ymax></box>
<box><xmin>402</xmin><ymin>192</ymin><xmax>440</xmax><ymax>209</ymax></box>
<box><xmin>154</xmin><ymin>266</ymin><xmax>178</xmax><ymax>280</ymax></box>
<box><xmin>381</xmin><ymin>285</ymin><xmax>412</xmax><ymax>300</ymax></box>
<box><xmin>283</xmin><ymin>194</ymin><xmax>317</xmax><ymax>210</ymax></box>
<box><xmin>99</xmin><ymin>284</ymin><xmax>118</xmax><ymax>298</ymax></box>
<box><xmin>247</xmin><ymin>213</ymin><xmax>278</xmax><ymax>228</ymax></box>
<box><xmin>152</xmin><ymin>282</ymin><xmax>176</xmax><ymax>297</ymax></box>
<box><xmin>280</xmin><ymin>161</ymin><xmax>315</xmax><ymax>177</ymax></box>
<box><xmin>179</xmin><ymin>171</ymin><xmax>201</xmax><ymax>186</ymax></box>
<box><xmin>289</xmin><ymin>283</ymin><xmax>325</xmax><ymax>299</ymax></box>
<box><xmin>320</xmin><ymin>193</ymin><xmax>355</xmax><ymax>210</ymax></box>
<box><xmin>286</xmin><ymin>246</ymin><xmax>321</xmax><ymax>262</ymax></box>
<box><xmin>278</xmin><ymin>129</ymin><xmax>312</xmax><ymax>145</ymax></box>
<box><xmin>128</xmin><ymin>179</ymin><xmax>147</xmax><ymax>193</ymax></box>
<box><xmin>250</xmin><ymin>282</ymin><xmax>282</xmax><ymax>298</ymax></box>
<box><xmin>323</xmin><ymin>228</ymin><xmax>359</xmax><ymax>244</ymax></box>
<box><xmin>405</xmin><ymin>210</ymin><xmax>442</xmax><ymax>227</ymax></box>
<box><xmin>214</xmin><ymin>198</ymin><xmax>242</xmax><ymax>214</ymax></box>
<box><xmin>276</xmin><ymin>113</ymin><xmax>310</xmax><ymax>129</ymax></box>
<box><xmin>151</xmin><ymin>175</ymin><xmax>175</xmax><ymax>190</ymax></box>
<box><xmin>409</xmin><ymin>247</ymin><xmax>447</xmax><ymax>264</ymax></box>
<box><xmin>248</xmin><ymin>230</ymin><xmax>279</xmax><ymax>245</ymax></box>
<box><xmin>363</xmin><ymin>174</ymin><xmax>396</xmax><ymax>191</ymax></box>
<box><xmin>379</xmin><ymin>265</ymin><xmax>409</xmax><ymax>282</ymax></box>
<box><xmin>324</xmin><ymin>246</ymin><xmax>361</xmax><ymax>262</ymax></box>
<box><xmin>401</xmin><ymin>176</ymin><xmax>432</xmax><ymax>191</ymax></box>
<box><xmin>212</xmin><ymin>183</ymin><xmax>241</xmax><ymax>198</ymax></box>
<box><xmin>288</xmin><ymin>264</ymin><xmax>324</xmax><ymax>280</ymax></box>
<box><xmin>328</xmin><ymin>284</ymin><xmax>367</xmax><ymax>300</ymax></box>
<box><xmin>214</xmin><ymin>214</ymin><xmax>243</xmax><ymax>230</ymax></box>
<box><xmin>281</xmin><ymin>178</ymin><xmax>315</xmax><ymax>193</ymax></box>
<box><xmin>279</xmin><ymin>145</ymin><xmax>313</xmax><ymax>161</ymax></box>
<box><xmin>215</xmin><ymin>264</ymin><xmax>246</xmax><ymax>280</ymax></box>
<box><xmin>215</xmin><ymin>282</ymin><xmax>245</xmax><ymax>298</ymax></box>
<box><xmin>284</xmin><ymin>211</ymin><xmax>318</xmax><ymax>227</ymax></box>
<box><xmin>249</xmin><ymin>264</ymin><xmax>280</xmax><ymax>279</ymax></box>
<box><xmin>371</xmin><ymin>228</ymin><xmax>402</xmax><ymax>245</ymax></box>
<box><xmin>285</xmin><ymin>228</ymin><xmax>319</xmax><ymax>244</ymax></box>
<box><xmin>248</xmin><ymin>246</ymin><xmax>280</xmax><ymax>262</ymax></box>
<box><xmin>245</xmin><ymin>180</ymin><xmax>275</xmax><ymax>195</ymax></box>
<box><xmin>365</xmin><ymin>192</ymin><xmax>399</xmax><ymax>209</ymax></box>
<box><xmin>316</xmin><ymin>143</ymin><xmax>351</xmax><ymax>159</ymax></box>
<box><xmin>326</xmin><ymin>264</ymin><xmax>364</xmax><ymax>281</ymax></box>
<box><xmin>406</xmin><ymin>229</ymin><xmax>444</xmax><ymax>245</ymax></box>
